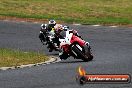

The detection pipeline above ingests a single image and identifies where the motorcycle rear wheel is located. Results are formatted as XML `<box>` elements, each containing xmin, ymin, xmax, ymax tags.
<box><xmin>83</xmin><ymin>45</ymin><xmax>93</xmax><ymax>61</ymax></box>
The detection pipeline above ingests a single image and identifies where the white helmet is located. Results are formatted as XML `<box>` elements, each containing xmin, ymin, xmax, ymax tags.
<box><xmin>63</xmin><ymin>26</ymin><xmax>69</xmax><ymax>31</ymax></box>
<box><xmin>41</xmin><ymin>24</ymin><xmax>47</xmax><ymax>29</ymax></box>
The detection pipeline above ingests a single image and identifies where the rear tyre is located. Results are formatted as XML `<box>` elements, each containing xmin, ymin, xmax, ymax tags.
<box><xmin>83</xmin><ymin>45</ymin><xmax>93</xmax><ymax>61</ymax></box>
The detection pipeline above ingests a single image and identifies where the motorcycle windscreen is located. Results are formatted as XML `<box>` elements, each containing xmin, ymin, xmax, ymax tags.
<box><xmin>59</xmin><ymin>31</ymin><xmax>66</xmax><ymax>39</ymax></box>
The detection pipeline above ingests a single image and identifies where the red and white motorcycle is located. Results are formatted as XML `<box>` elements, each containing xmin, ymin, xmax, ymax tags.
<box><xmin>59</xmin><ymin>30</ymin><xmax>93</xmax><ymax>62</ymax></box>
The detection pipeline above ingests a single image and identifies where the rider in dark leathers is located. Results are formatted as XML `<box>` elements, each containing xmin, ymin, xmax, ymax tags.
<box><xmin>39</xmin><ymin>20</ymin><xmax>57</xmax><ymax>52</ymax></box>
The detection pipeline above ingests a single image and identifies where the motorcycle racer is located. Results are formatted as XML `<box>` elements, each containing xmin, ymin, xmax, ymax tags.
<box><xmin>41</xmin><ymin>19</ymin><xmax>56</xmax><ymax>32</ymax></box>
<box><xmin>39</xmin><ymin>20</ymin><xmax>66</xmax><ymax>52</ymax></box>
<box><xmin>39</xmin><ymin>20</ymin><xmax>82</xmax><ymax>53</ymax></box>
<box><xmin>39</xmin><ymin>20</ymin><xmax>56</xmax><ymax>43</ymax></box>
<box><xmin>39</xmin><ymin>20</ymin><xmax>57</xmax><ymax>52</ymax></box>
<box><xmin>56</xmin><ymin>27</ymin><xmax>83</xmax><ymax>60</ymax></box>
<box><xmin>58</xmin><ymin>29</ymin><xmax>93</xmax><ymax>61</ymax></box>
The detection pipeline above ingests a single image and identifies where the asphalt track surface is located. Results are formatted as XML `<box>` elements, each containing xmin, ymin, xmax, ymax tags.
<box><xmin>0</xmin><ymin>20</ymin><xmax>132</xmax><ymax>88</ymax></box>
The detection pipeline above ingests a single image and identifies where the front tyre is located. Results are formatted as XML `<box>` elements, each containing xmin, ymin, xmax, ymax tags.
<box><xmin>71</xmin><ymin>44</ymin><xmax>93</xmax><ymax>62</ymax></box>
<box><xmin>59</xmin><ymin>52</ymin><xmax>69</xmax><ymax>60</ymax></box>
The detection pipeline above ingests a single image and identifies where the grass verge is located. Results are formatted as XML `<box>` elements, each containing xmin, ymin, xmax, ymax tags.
<box><xmin>0</xmin><ymin>48</ymin><xmax>48</xmax><ymax>67</ymax></box>
<box><xmin>0</xmin><ymin>0</ymin><xmax>132</xmax><ymax>25</ymax></box>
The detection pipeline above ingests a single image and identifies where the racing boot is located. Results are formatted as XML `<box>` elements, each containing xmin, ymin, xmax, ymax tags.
<box><xmin>49</xmin><ymin>48</ymin><xmax>53</xmax><ymax>52</ymax></box>
<box><xmin>47</xmin><ymin>42</ymin><xmax>53</xmax><ymax>52</ymax></box>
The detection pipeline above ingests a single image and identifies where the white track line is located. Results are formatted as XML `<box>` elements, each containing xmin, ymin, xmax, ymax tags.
<box><xmin>33</xmin><ymin>22</ymin><xmax>39</xmax><ymax>24</ymax></box>
<box><xmin>21</xmin><ymin>21</ymin><xmax>25</xmax><ymax>23</ymax></box>
<box><xmin>73</xmin><ymin>24</ymin><xmax>81</xmax><ymax>26</ymax></box>
<box><xmin>92</xmin><ymin>25</ymin><xmax>101</xmax><ymax>27</ymax></box>
<box><xmin>109</xmin><ymin>26</ymin><xmax>117</xmax><ymax>28</ymax></box>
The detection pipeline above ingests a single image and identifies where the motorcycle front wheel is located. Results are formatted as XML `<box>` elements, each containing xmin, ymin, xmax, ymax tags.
<box><xmin>71</xmin><ymin>44</ymin><xmax>93</xmax><ymax>62</ymax></box>
<box><xmin>59</xmin><ymin>52</ymin><xmax>69</xmax><ymax>60</ymax></box>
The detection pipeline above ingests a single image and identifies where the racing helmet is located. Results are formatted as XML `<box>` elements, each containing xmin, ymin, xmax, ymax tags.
<box><xmin>49</xmin><ymin>20</ymin><xmax>56</xmax><ymax>28</ymax></box>
<box><xmin>54</xmin><ymin>24</ymin><xmax>63</xmax><ymax>34</ymax></box>
<box><xmin>56</xmin><ymin>24</ymin><xmax>63</xmax><ymax>31</ymax></box>
<box><xmin>63</xmin><ymin>25</ymin><xmax>69</xmax><ymax>31</ymax></box>
<box><xmin>41</xmin><ymin>24</ymin><xmax>47</xmax><ymax>29</ymax></box>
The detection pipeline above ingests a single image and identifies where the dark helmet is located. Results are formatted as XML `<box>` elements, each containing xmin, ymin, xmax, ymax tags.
<box><xmin>49</xmin><ymin>20</ymin><xmax>56</xmax><ymax>28</ymax></box>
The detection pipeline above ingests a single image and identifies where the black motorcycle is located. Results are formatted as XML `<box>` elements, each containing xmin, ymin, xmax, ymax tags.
<box><xmin>39</xmin><ymin>30</ymin><xmax>60</xmax><ymax>52</ymax></box>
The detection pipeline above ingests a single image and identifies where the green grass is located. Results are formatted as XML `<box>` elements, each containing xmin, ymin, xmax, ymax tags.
<box><xmin>0</xmin><ymin>48</ymin><xmax>48</xmax><ymax>67</ymax></box>
<box><xmin>0</xmin><ymin>0</ymin><xmax>132</xmax><ymax>25</ymax></box>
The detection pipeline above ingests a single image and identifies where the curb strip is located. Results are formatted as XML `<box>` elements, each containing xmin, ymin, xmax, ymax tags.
<box><xmin>0</xmin><ymin>56</ymin><xmax>61</xmax><ymax>71</ymax></box>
